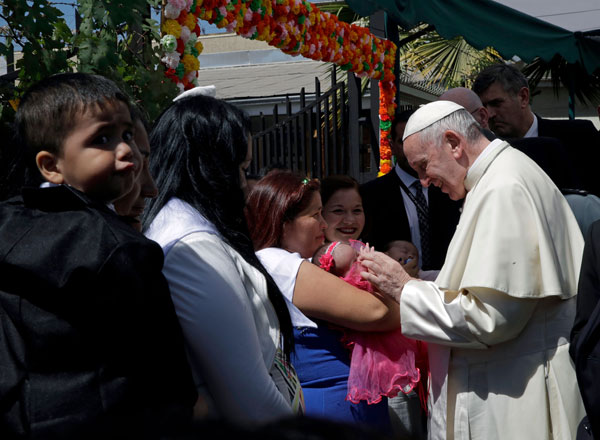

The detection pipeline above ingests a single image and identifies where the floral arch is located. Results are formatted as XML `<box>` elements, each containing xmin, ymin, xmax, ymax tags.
<box><xmin>160</xmin><ymin>0</ymin><xmax>397</xmax><ymax>175</ymax></box>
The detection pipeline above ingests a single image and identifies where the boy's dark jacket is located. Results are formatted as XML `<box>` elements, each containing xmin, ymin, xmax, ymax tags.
<box><xmin>0</xmin><ymin>185</ymin><xmax>196</xmax><ymax>439</ymax></box>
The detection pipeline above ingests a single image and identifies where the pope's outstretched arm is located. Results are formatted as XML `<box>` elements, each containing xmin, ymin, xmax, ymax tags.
<box><xmin>359</xmin><ymin>249</ymin><xmax>538</xmax><ymax>349</ymax></box>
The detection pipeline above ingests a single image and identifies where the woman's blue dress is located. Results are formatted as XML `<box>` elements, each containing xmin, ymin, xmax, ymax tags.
<box><xmin>292</xmin><ymin>323</ymin><xmax>391</xmax><ymax>432</ymax></box>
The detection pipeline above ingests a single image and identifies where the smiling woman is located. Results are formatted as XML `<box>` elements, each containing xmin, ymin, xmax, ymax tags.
<box><xmin>321</xmin><ymin>175</ymin><xmax>365</xmax><ymax>243</ymax></box>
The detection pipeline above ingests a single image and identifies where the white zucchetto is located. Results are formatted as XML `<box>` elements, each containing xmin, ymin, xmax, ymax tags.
<box><xmin>403</xmin><ymin>101</ymin><xmax>465</xmax><ymax>141</ymax></box>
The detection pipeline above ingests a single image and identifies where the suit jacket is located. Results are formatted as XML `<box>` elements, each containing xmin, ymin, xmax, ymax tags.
<box><xmin>537</xmin><ymin>116</ymin><xmax>600</xmax><ymax>196</ymax></box>
<box><xmin>571</xmin><ymin>220</ymin><xmax>600</xmax><ymax>440</ymax></box>
<box><xmin>360</xmin><ymin>170</ymin><xmax>462</xmax><ymax>270</ymax></box>
<box><xmin>0</xmin><ymin>186</ymin><xmax>196</xmax><ymax>439</ymax></box>
<box><xmin>509</xmin><ymin>136</ymin><xmax>582</xmax><ymax>190</ymax></box>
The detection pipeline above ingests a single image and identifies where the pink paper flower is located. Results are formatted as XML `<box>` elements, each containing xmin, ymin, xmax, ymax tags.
<box><xmin>319</xmin><ymin>254</ymin><xmax>334</xmax><ymax>272</ymax></box>
<box><xmin>164</xmin><ymin>3</ymin><xmax>181</xmax><ymax>19</ymax></box>
<box><xmin>180</xmin><ymin>25</ymin><xmax>191</xmax><ymax>44</ymax></box>
<box><xmin>168</xmin><ymin>0</ymin><xmax>187</xmax><ymax>9</ymax></box>
<box><xmin>161</xmin><ymin>51</ymin><xmax>181</xmax><ymax>69</ymax></box>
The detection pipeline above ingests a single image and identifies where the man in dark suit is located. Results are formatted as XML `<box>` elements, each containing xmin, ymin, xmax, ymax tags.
<box><xmin>571</xmin><ymin>219</ymin><xmax>600</xmax><ymax>439</ymax></box>
<box><xmin>360</xmin><ymin>110</ymin><xmax>462</xmax><ymax>271</ymax></box>
<box><xmin>473</xmin><ymin>63</ymin><xmax>600</xmax><ymax>195</ymax></box>
<box><xmin>536</xmin><ymin>117</ymin><xmax>600</xmax><ymax>194</ymax></box>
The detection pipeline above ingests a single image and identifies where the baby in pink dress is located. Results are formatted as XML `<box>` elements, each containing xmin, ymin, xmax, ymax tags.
<box><xmin>313</xmin><ymin>240</ymin><xmax>428</xmax><ymax>406</ymax></box>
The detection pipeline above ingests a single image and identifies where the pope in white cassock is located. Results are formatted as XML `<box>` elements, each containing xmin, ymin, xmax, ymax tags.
<box><xmin>360</xmin><ymin>101</ymin><xmax>586</xmax><ymax>440</ymax></box>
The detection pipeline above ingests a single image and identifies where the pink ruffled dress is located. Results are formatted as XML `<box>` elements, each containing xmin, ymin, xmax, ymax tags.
<box><xmin>320</xmin><ymin>242</ymin><xmax>429</xmax><ymax>406</ymax></box>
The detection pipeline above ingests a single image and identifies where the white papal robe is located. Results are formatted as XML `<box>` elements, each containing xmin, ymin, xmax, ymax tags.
<box><xmin>400</xmin><ymin>140</ymin><xmax>585</xmax><ymax>440</ymax></box>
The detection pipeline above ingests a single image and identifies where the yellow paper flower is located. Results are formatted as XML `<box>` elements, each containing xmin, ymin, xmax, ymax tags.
<box><xmin>185</xmin><ymin>13</ymin><xmax>197</xmax><ymax>30</ymax></box>
<box><xmin>259</xmin><ymin>27</ymin><xmax>270</xmax><ymax>41</ymax></box>
<box><xmin>378</xmin><ymin>159</ymin><xmax>392</xmax><ymax>177</ymax></box>
<box><xmin>163</xmin><ymin>19</ymin><xmax>182</xmax><ymax>39</ymax></box>
<box><xmin>264</xmin><ymin>3</ymin><xmax>272</xmax><ymax>16</ymax></box>
<box><xmin>182</xmin><ymin>53</ymin><xmax>200</xmax><ymax>72</ymax></box>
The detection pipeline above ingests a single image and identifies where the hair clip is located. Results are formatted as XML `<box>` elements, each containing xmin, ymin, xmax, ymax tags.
<box><xmin>301</xmin><ymin>178</ymin><xmax>310</xmax><ymax>185</ymax></box>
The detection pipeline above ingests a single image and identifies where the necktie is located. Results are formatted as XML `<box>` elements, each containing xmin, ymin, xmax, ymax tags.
<box><xmin>412</xmin><ymin>181</ymin><xmax>431</xmax><ymax>268</ymax></box>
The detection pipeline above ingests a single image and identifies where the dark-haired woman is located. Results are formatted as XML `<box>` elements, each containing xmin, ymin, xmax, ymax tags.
<box><xmin>142</xmin><ymin>95</ymin><xmax>303</xmax><ymax>426</ymax></box>
<box><xmin>320</xmin><ymin>175</ymin><xmax>365</xmax><ymax>243</ymax></box>
<box><xmin>246</xmin><ymin>170</ymin><xmax>400</xmax><ymax>432</ymax></box>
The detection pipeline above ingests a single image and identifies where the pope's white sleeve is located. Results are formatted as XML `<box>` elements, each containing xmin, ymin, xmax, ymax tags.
<box><xmin>162</xmin><ymin>234</ymin><xmax>292</xmax><ymax>425</ymax></box>
<box><xmin>400</xmin><ymin>280</ymin><xmax>538</xmax><ymax>348</ymax></box>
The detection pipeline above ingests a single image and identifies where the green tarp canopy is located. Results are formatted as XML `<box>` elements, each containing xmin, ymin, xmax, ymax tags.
<box><xmin>345</xmin><ymin>0</ymin><xmax>600</xmax><ymax>74</ymax></box>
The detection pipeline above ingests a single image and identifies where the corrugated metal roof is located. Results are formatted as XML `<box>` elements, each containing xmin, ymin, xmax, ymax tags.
<box><xmin>197</xmin><ymin>59</ymin><xmax>333</xmax><ymax>100</ymax></box>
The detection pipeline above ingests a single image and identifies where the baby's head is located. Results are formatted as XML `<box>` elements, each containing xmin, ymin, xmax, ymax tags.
<box><xmin>313</xmin><ymin>241</ymin><xmax>357</xmax><ymax>277</ymax></box>
<box><xmin>16</xmin><ymin>72</ymin><xmax>141</xmax><ymax>203</ymax></box>
<box><xmin>384</xmin><ymin>240</ymin><xmax>420</xmax><ymax>277</ymax></box>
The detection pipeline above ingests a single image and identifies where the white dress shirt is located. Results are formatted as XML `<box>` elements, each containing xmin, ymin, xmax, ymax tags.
<box><xmin>523</xmin><ymin>113</ymin><xmax>539</xmax><ymax>138</ymax></box>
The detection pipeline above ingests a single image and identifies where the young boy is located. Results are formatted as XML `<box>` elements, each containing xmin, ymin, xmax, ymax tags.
<box><xmin>0</xmin><ymin>73</ymin><xmax>196</xmax><ymax>438</ymax></box>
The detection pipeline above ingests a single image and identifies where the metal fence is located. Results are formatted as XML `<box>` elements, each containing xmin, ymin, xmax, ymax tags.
<box><xmin>250</xmin><ymin>73</ymin><xmax>349</xmax><ymax>180</ymax></box>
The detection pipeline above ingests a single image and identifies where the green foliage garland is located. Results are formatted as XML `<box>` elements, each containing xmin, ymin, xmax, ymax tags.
<box><xmin>0</xmin><ymin>0</ymin><xmax>178</xmax><ymax>124</ymax></box>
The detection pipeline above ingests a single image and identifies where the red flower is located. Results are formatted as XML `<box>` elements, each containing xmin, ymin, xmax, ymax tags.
<box><xmin>319</xmin><ymin>253</ymin><xmax>334</xmax><ymax>272</ymax></box>
<box><xmin>177</xmin><ymin>10</ymin><xmax>188</xmax><ymax>25</ymax></box>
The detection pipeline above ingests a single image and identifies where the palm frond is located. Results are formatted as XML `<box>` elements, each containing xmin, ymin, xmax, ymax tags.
<box><xmin>400</xmin><ymin>32</ymin><xmax>502</xmax><ymax>88</ymax></box>
<box><xmin>522</xmin><ymin>55</ymin><xmax>600</xmax><ymax>107</ymax></box>
<box><xmin>317</xmin><ymin>2</ymin><xmax>360</xmax><ymax>23</ymax></box>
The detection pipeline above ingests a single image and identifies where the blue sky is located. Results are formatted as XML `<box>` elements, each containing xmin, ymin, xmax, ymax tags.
<box><xmin>1</xmin><ymin>2</ymin><xmax>224</xmax><ymax>42</ymax></box>
<box><xmin>0</xmin><ymin>2</ymin><xmax>223</xmax><ymax>73</ymax></box>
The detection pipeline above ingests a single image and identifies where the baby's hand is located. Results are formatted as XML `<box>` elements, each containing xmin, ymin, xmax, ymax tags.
<box><xmin>358</xmin><ymin>242</ymin><xmax>375</xmax><ymax>256</ymax></box>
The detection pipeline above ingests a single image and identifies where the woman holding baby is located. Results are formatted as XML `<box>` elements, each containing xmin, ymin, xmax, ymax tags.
<box><xmin>245</xmin><ymin>170</ymin><xmax>406</xmax><ymax>431</ymax></box>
